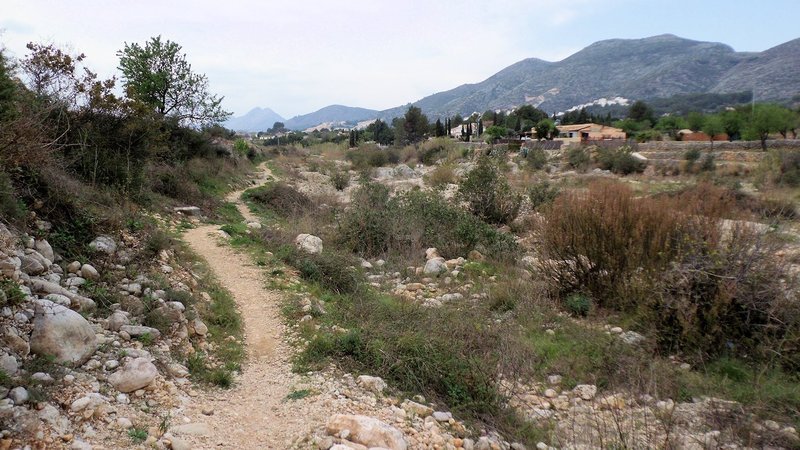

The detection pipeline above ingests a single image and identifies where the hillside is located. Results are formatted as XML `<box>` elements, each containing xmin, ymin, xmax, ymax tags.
<box><xmin>225</xmin><ymin>107</ymin><xmax>285</xmax><ymax>132</ymax></box>
<box><xmin>284</xmin><ymin>104</ymin><xmax>379</xmax><ymax>131</ymax></box>
<box><xmin>378</xmin><ymin>34</ymin><xmax>799</xmax><ymax>120</ymax></box>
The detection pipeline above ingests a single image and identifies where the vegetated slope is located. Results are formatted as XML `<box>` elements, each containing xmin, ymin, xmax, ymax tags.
<box><xmin>712</xmin><ymin>37</ymin><xmax>800</xmax><ymax>101</ymax></box>
<box><xmin>284</xmin><ymin>104</ymin><xmax>379</xmax><ymax>130</ymax></box>
<box><xmin>379</xmin><ymin>34</ymin><xmax>799</xmax><ymax>119</ymax></box>
<box><xmin>225</xmin><ymin>107</ymin><xmax>285</xmax><ymax>132</ymax></box>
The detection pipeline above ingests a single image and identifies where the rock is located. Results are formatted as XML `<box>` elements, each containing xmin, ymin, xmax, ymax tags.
<box><xmin>432</xmin><ymin>411</ymin><xmax>452</xmax><ymax>422</ymax></box>
<box><xmin>547</xmin><ymin>375</ymin><xmax>562</xmax><ymax>385</ymax></box>
<box><xmin>401</xmin><ymin>399</ymin><xmax>433</xmax><ymax>417</ymax></box>
<box><xmin>169</xmin><ymin>436</ymin><xmax>192</xmax><ymax>450</ymax></box>
<box><xmin>1</xmin><ymin>326</ymin><xmax>30</xmax><ymax>357</ymax></box>
<box><xmin>573</xmin><ymin>384</ymin><xmax>597</xmax><ymax>401</ymax></box>
<box><xmin>29</xmin><ymin>300</ymin><xmax>97</xmax><ymax>364</ymax></box>
<box><xmin>171</xmin><ymin>422</ymin><xmax>211</xmax><ymax>436</ymax></box>
<box><xmin>89</xmin><ymin>235</ymin><xmax>117</xmax><ymax>254</ymax></box>
<box><xmin>119</xmin><ymin>325</ymin><xmax>161</xmax><ymax>340</ymax></box>
<box><xmin>425</xmin><ymin>248</ymin><xmax>440</xmax><ymax>260</ymax></box>
<box><xmin>29</xmin><ymin>279</ymin><xmax>95</xmax><ymax>312</ymax></box>
<box><xmin>19</xmin><ymin>254</ymin><xmax>45</xmax><ymax>275</ymax></box>
<box><xmin>8</xmin><ymin>387</ymin><xmax>29</xmax><ymax>405</ymax></box>
<box><xmin>609</xmin><ymin>326</ymin><xmax>623</xmax><ymax>334</ymax></box>
<box><xmin>0</xmin><ymin>354</ymin><xmax>18</xmax><ymax>375</ymax></box>
<box><xmin>67</xmin><ymin>261</ymin><xmax>82</xmax><ymax>273</ymax></box>
<box><xmin>0</xmin><ymin>256</ymin><xmax>21</xmax><ymax>279</ymax></box>
<box><xmin>108</xmin><ymin>357</ymin><xmax>158</xmax><ymax>393</ymax></box>
<box><xmin>423</xmin><ymin>258</ymin><xmax>447</xmax><ymax>276</ymax></box>
<box><xmin>106</xmin><ymin>311</ymin><xmax>129</xmax><ymax>332</ymax></box>
<box><xmin>65</xmin><ymin>277</ymin><xmax>86</xmax><ymax>288</ymax></box>
<box><xmin>295</xmin><ymin>234</ymin><xmax>323</xmax><ymax>255</ymax></box>
<box><xmin>467</xmin><ymin>250</ymin><xmax>484</xmax><ymax>261</ymax></box>
<box><xmin>620</xmin><ymin>331</ymin><xmax>646</xmax><ymax>345</ymax></box>
<box><xmin>120</xmin><ymin>283</ymin><xmax>142</xmax><ymax>295</ymax></box>
<box><xmin>191</xmin><ymin>318</ymin><xmax>208</xmax><ymax>336</ymax></box>
<box><xmin>117</xmin><ymin>417</ymin><xmax>133</xmax><ymax>429</ymax></box>
<box><xmin>325</xmin><ymin>414</ymin><xmax>407</xmax><ymax>450</ymax></box>
<box><xmin>357</xmin><ymin>375</ymin><xmax>386</xmax><ymax>393</ymax></box>
<box><xmin>120</xmin><ymin>296</ymin><xmax>145</xmax><ymax>315</ymax></box>
<box><xmin>45</xmin><ymin>293</ymin><xmax>71</xmax><ymax>307</ymax></box>
<box><xmin>70</xmin><ymin>396</ymin><xmax>93</xmax><ymax>412</ymax></box>
<box><xmin>147</xmin><ymin>306</ymin><xmax>183</xmax><ymax>326</ymax></box>
<box><xmin>543</xmin><ymin>388</ymin><xmax>557</xmax><ymax>398</ymax></box>
<box><xmin>80</xmin><ymin>264</ymin><xmax>99</xmax><ymax>281</ymax></box>
<box><xmin>34</xmin><ymin>239</ymin><xmax>55</xmax><ymax>262</ymax></box>
<box><xmin>174</xmin><ymin>206</ymin><xmax>202</xmax><ymax>216</ymax></box>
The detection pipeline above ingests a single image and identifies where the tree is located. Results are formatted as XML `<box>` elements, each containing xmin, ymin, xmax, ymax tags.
<box><xmin>269</xmin><ymin>121</ymin><xmax>286</xmax><ymax>133</ymax></box>
<box><xmin>396</xmin><ymin>106</ymin><xmax>429</xmax><ymax>145</ymax></box>
<box><xmin>484</xmin><ymin>125</ymin><xmax>507</xmax><ymax>145</ymax></box>
<box><xmin>744</xmin><ymin>104</ymin><xmax>791</xmax><ymax>151</ymax></box>
<box><xmin>0</xmin><ymin>50</ymin><xmax>16</xmax><ymax>121</ymax></box>
<box><xmin>627</xmin><ymin>100</ymin><xmax>654</xmax><ymax>125</ymax></box>
<box><xmin>720</xmin><ymin>110</ymin><xmax>744</xmax><ymax>141</ymax></box>
<box><xmin>117</xmin><ymin>36</ymin><xmax>230</xmax><ymax>126</ymax></box>
<box><xmin>434</xmin><ymin>118</ymin><xmax>444</xmax><ymax>137</ymax></box>
<box><xmin>701</xmin><ymin>115</ymin><xmax>725</xmax><ymax>148</ymax></box>
<box><xmin>687</xmin><ymin>112</ymin><xmax>705</xmax><ymax>132</ymax></box>
<box><xmin>365</xmin><ymin>119</ymin><xmax>393</xmax><ymax>145</ymax></box>
<box><xmin>452</xmin><ymin>114</ymin><xmax>463</xmax><ymax>127</ymax></box>
<box><xmin>535</xmin><ymin>118</ymin><xmax>558</xmax><ymax>141</ymax></box>
<box><xmin>477</xmin><ymin>118</ymin><xmax>483</xmax><ymax>136</ymax></box>
<box><xmin>655</xmin><ymin>115</ymin><xmax>688</xmax><ymax>140</ymax></box>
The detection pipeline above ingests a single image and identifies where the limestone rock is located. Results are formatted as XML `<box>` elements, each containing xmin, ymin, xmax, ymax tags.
<box><xmin>29</xmin><ymin>300</ymin><xmax>97</xmax><ymax>364</ymax></box>
<box><xmin>295</xmin><ymin>234</ymin><xmax>323</xmax><ymax>255</ymax></box>
<box><xmin>108</xmin><ymin>357</ymin><xmax>158</xmax><ymax>393</ymax></box>
<box><xmin>89</xmin><ymin>235</ymin><xmax>117</xmax><ymax>254</ymax></box>
<box><xmin>80</xmin><ymin>264</ymin><xmax>99</xmax><ymax>281</ymax></box>
<box><xmin>120</xmin><ymin>325</ymin><xmax>162</xmax><ymax>340</ymax></box>
<box><xmin>34</xmin><ymin>239</ymin><xmax>55</xmax><ymax>262</ymax></box>
<box><xmin>423</xmin><ymin>258</ymin><xmax>447</xmax><ymax>276</ymax></box>
<box><xmin>356</xmin><ymin>375</ymin><xmax>386</xmax><ymax>394</ymax></box>
<box><xmin>19</xmin><ymin>254</ymin><xmax>45</xmax><ymax>275</ymax></box>
<box><xmin>325</xmin><ymin>414</ymin><xmax>407</xmax><ymax>450</ymax></box>
<box><xmin>573</xmin><ymin>384</ymin><xmax>597</xmax><ymax>401</ymax></box>
<box><xmin>29</xmin><ymin>279</ymin><xmax>96</xmax><ymax>312</ymax></box>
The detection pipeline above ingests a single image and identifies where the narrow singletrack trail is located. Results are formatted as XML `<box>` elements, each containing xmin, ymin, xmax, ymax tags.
<box><xmin>179</xmin><ymin>164</ymin><xmax>331</xmax><ymax>449</ymax></box>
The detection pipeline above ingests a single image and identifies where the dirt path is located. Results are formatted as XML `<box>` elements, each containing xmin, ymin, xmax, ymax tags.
<box><xmin>178</xmin><ymin>165</ymin><xmax>331</xmax><ymax>449</ymax></box>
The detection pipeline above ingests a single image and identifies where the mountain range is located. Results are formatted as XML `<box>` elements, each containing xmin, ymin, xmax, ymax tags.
<box><xmin>227</xmin><ymin>34</ymin><xmax>800</xmax><ymax>131</ymax></box>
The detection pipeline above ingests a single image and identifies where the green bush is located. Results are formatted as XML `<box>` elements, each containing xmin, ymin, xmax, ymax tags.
<box><xmin>527</xmin><ymin>180</ymin><xmax>560</xmax><ymax>210</ymax></box>
<box><xmin>0</xmin><ymin>171</ymin><xmax>26</xmax><ymax>225</ymax></box>
<box><xmin>278</xmin><ymin>246</ymin><xmax>363</xmax><ymax>295</ymax></box>
<box><xmin>0</xmin><ymin>280</ymin><xmax>25</xmax><ymax>306</ymax></box>
<box><xmin>564</xmin><ymin>293</ymin><xmax>591</xmax><ymax>317</ymax></box>
<box><xmin>457</xmin><ymin>157</ymin><xmax>521</xmax><ymax>225</ymax></box>
<box><xmin>346</xmin><ymin>144</ymin><xmax>391</xmax><ymax>170</ymax></box>
<box><xmin>330</xmin><ymin>170</ymin><xmax>350</xmax><ymax>191</ymax></box>
<box><xmin>233</xmin><ymin>138</ymin><xmax>249</xmax><ymax>156</ymax></box>
<box><xmin>337</xmin><ymin>183</ymin><xmax>519</xmax><ymax>261</ymax></box>
<box><xmin>541</xmin><ymin>181</ymin><xmax>797</xmax><ymax>365</ymax></box>
<box><xmin>525</xmin><ymin>148</ymin><xmax>548</xmax><ymax>170</ymax></box>
<box><xmin>595</xmin><ymin>145</ymin><xmax>645</xmax><ymax>175</ymax></box>
<box><xmin>699</xmin><ymin>153</ymin><xmax>716</xmax><ymax>172</ymax></box>
<box><xmin>244</xmin><ymin>183</ymin><xmax>311</xmax><ymax>218</ymax></box>
<box><xmin>566</xmin><ymin>147</ymin><xmax>590</xmax><ymax>170</ymax></box>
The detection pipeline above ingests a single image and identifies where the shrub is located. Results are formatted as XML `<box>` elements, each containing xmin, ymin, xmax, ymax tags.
<box><xmin>426</xmin><ymin>164</ymin><xmax>456</xmax><ymax>188</ymax></box>
<box><xmin>346</xmin><ymin>144</ymin><xmax>390</xmax><ymax>170</ymax></box>
<box><xmin>564</xmin><ymin>293</ymin><xmax>591</xmax><ymax>317</ymax></box>
<box><xmin>277</xmin><ymin>245</ymin><xmax>362</xmax><ymax>295</ymax></box>
<box><xmin>595</xmin><ymin>145</ymin><xmax>645</xmax><ymax>175</ymax></box>
<box><xmin>244</xmin><ymin>183</ymin><xmax>311</xmax><ymax>218</ymax></box>
<box><xmin>0</xmin><ymin>171</ymin><xmax>26</xmax><ymax>226</ymax></box>
<box><xmin>457</xmin><ymin>157</ymin><xmax>521</xmax><ymax>225</ymax></box>
<box><xmin>527</xmin><ymin>180</ymin><xmax>560</xmax><ymax>211</ymax></box>
<box><xmin>525</xmin><ymin>148</ymin><xmax>548</xmax><ymax>170</ymax></box>
<box><xmin>566</xmin><ymin>146</ymin><xmax>590</xmax><ymax>170</ymax></box>
<box><xmin>699</xmin><ymin>153</ymin><xmax>716</xmax><ymax>172</ymax></box>
<box><xmin>541</xmin><ymin>180</ymin><xmax>796</xmax><ymax>365</ymax></box>
<box><xmin>337</xmin><ymin>183</ymin><xmax>519</xmax><ymax>261</ymax></box>
<box><xmin>0</xmin><ymin>280</ymin><xmax>25</xmax><ymax>306</ymax></box>
<box><xmin>329</xmin><ymin>170</ymin><xmax>350</xmax><ymax>191</ymax></box>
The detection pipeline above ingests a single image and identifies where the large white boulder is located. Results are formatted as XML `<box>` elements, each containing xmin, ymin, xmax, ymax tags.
<box><xmin>295</xmin><ymin>234</ymin><xmax>323</xmax><ymax>255</ymax></box>
<box><xmin>29</xmin><ymin>300</ymin><xmax>97</xmax><ymax>365</ymax></box>
<box><xmin>326</xmin><ymin>414</ymin><xmax>407</xmax><ymax>450</ymax></box>
<box><xmin>89</xmin><ymin>235</ymin><xmax>117</xmax><ymax>254</ymax></box>
<box><xmin>108</xmin><ymin>357</ymin><xmax>158</xmax><ymax>393</ymax></box>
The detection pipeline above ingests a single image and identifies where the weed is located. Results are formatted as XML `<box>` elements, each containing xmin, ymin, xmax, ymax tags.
<box><xmin>136</xmin><ymin>332</ymin><xmax>155</xmax><ymax>346</ymax></box>
<box><xmin>128</xmin><ymin>428</ymin><xmax>148</xmax><ymax>444</ymax></box>
<box><xmin>564</xmin><ymin>293</ymin><xmax>591</xmax><ymax>317</ymax></box>
<box><xmin>528</xmin><ymin>180</ymin><xmax>561</xmax><ymax>211</ymax></box>
<box><xmin>0</xmin><ymin>279</ymin><xmax>26</xmax><ymax>306</ymax></box>
<box><xmin>330</xmin><ymin>170</ymin><xmax>350</xmax><ymax>191</ymax></box>
<box><xmin>285</xmin><ymin>389</ymin><xmax>313</xmax><ymax>400</ymax></box>
<box><xmin>458</xmin><ymin>157</ymin><xmax>521</xmax><ymax>225</ymax></box>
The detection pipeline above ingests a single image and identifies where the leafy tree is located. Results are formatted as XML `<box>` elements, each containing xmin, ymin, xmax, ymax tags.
<box><xmin>0</xmin><ymin>50</ymin><xmax>16</xmax><ymax>121</ymax></box>
<box><xmin>452</xmin><ymin>114</ymin><xmax>463</xmax><ymax>127</ymax></box>
<box><xmin>655</xmin><ymin>115</ymin><xmax>688</xmax><ymax>140</ymax></box>
<box><xmin>395</xmin><ymin>106</ymin><xmax>429</xmax><ymax>145</ymax></box>
<box><xmin>701</xmin><ymin>115</ymin><xmax>725</xmax><ymax>148</ymax></box>
<box><xmin>484</xmin><ymin>125</ymin><xmax>507</xmax><ymax>145</ymax></box>
<box><xmin>365</xmin><ymin>119</ymin><xmax>393</xmax><ymax>145</ymax></box>
<box><xmin>744</xmin><ymin>104</ymin><xmax>793</xmax><ymax>150</ymax></box>
<box><xmin>720</xmin><ymin>109</ymin><xmax>744</xmax><ymax>141</ymax></box>
<box><xmin>534</xmin><ymin>118</ymin><xmax>558</xmax><ymax>141</ymax></box>
<box><xmin>686</xmin><ymin>112</ymin><xmax>705</xmax><ymax>132</ymax></box>
<box><xmin>477</xmin><ymin>118</ymin><xmax>483</xmax><ymax>136</ymax></box>
<box><xmin>117</xmin><ymin>36</ymin><xmax>230</xmax><ymax>126</ymax></box>
<box><xmin>269</xmin><ymin>121</ymin><xmax>286</xmax><ymax>133</ymax></box>
<box><xmin>627</xmin><ymin>100</ymin><xmax>654</xmax><ymax>125</ymax></box>
<box><xmin>434</xmin><ymin>118</ymin><xmax>445</xmax><ymax>137</ymax></box>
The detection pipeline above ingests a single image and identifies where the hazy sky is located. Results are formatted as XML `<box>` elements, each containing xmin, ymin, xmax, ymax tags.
<box><xmin>2</xmin><ymin>1</ymin><xmax>798</xmax><ymax>118</ymax></box>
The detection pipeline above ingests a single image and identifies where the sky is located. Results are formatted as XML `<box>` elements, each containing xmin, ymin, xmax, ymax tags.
<box><xmin>2</xmin><ymin>0</ymin><xmax>799</xmax><ymax>119</ymax></box>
